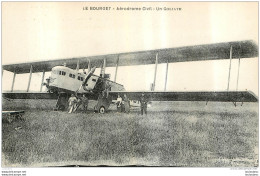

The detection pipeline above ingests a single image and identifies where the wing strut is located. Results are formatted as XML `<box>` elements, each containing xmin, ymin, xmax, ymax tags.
<box><xmin>88</xmin><ymin>59</ymin><xmax>91</xmax><ymax>73</ymax></box>
<box><xmin>236</xmin><ymin>58</ymin><xmax>241</xmax><ymax>91</ymax></box>
<box><xmin>227</xmin><ymin>45</ymin><xmax>233</xmax><ymax>91</ymax></box>
<box><xmin>11</xmin><ymin>71</ymin><xmax>16</xmax><ymax>92</ymax></box>
<box><xmin>100</xmin><ymin>58</ymin><xmax>106</xmax><ymax>78</ymax></box>
<box><xmin>27</xmin><ymin>65</ymin><xmax>33</xmax><ymax>92</ymax></box>
<box><xmin>40</xmin><ymin>70</ymin><xmax>45</xmax><ymax>92</ymax></box>
<box><xmin>152</xmin><ymin>52</ymin><xmax>159</xmax><ymax>91</ymax></box>
<box><xmin>236</xmin><ymin>44</ymin><xmax>242</xmax><ymax>91</ymax></box>
<box><xmin>114</xmin><ymin>55</ymin><xmax>119</xmax><ymax>82</ymax></box>
<box><xmin>164</xmin><ymin>59</ymin><xmax>169</xmax><ymax>91</ymax></box>
<box><xmin>233</xmin><ymin>44</ymin><xmax>242</xmax><ymax>107</ymax></box>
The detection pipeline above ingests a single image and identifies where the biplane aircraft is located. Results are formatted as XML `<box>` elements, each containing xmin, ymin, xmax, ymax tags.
<box><xmin>2</xmin><ymin>40</ymin><xmax>258</xmax><ymax>113</ymax></box>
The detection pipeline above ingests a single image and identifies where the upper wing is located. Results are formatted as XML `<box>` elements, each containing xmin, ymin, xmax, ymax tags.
<box><xmin>3</xmin><ymin>40</ymin><xmax>258</xmax><ymax>74</ymax></box>
<box><xmin>109</xmin><ymin>91</ymin><xmax>258</xmax><ymax>102</ymax></box>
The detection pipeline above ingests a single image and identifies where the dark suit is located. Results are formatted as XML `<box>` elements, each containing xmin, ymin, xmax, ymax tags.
<box><xmin>140</xmin><ymin>96</ymin><xmax>148</xmax><ymax>115</ymax></box>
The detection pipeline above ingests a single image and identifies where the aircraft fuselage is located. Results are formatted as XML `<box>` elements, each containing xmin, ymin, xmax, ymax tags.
<box><xmin>46</xmin><ymin>66</ymin><xmax>125</xmax><ymax>95</ymax></box>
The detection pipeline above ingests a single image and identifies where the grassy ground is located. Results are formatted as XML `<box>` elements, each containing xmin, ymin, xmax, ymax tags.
<box><xmin>2</xmin><ymin>100</ymin><xmax>258</xmax><ymax>167</ymax></box>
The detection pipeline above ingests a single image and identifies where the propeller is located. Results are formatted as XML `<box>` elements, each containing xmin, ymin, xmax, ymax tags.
<box><xmin>75</xmin><ymin>66</ymin><xmax>96</xmax><ymax>93</ymax></box>
<box><xmin>82</xmin><ymin>66</ymin><xmax>96</xmax><ymax>86</ymax></box>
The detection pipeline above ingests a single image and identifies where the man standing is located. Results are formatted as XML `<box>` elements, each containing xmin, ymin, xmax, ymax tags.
<box><xmin>124</xmin><ymin>94</ymin><xmax>130</xmax><ymax>113</ymax></box>
<box><xmin>116</xmin><ymin>94</ymin><xmax>122</xmax><ymax>113</ymax></box>
<box><xmin>81</xmin><ymin>94</ymin><xmax>89</xmax><ymax>112</ymax></box>
<box><xmin>140</xmin><ymin>93</ymin><xmax>148</xmax><ymax>115</ymax></box>
<box><xmin>74</xmin><ymin>94</ymin><xmax>89</xmax><ymax>112</ymax></box>
<box><xmin>68</xmin><ymin>94</ymin><xmax>77</xmax><ymax>113</ymax></box>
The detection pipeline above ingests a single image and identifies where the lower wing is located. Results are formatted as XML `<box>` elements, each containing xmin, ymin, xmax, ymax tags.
<box><xmin>3</xmin><ymin>91</ymin><xmax>258</xmax><ymax>102</ymax></box>
<box><xmin>109</xmin><ymin>91</ymin><xmax>258</xmax><ymax>102</ymax></box>
<box><xmin>2</xmin><ymin>92</ymin><xmax>59</xmax><ymax>99</ymax></box>
<box><xmin>2</xmin><ymin>92</ymin><xmax>97</xmax><ymax>100</ymax></box>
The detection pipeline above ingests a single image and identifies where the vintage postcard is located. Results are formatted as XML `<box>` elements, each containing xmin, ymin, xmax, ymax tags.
<box><xmin>1</xmin><ymin>2</ymin><xmax>258</xmax><ymax>173</ymax></box>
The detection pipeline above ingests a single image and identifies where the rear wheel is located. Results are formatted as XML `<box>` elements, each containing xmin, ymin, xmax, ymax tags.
<box><xmin>99</xmin><ymin>106</ymin><xmax>105</xmax><ymax>114</ymax></box>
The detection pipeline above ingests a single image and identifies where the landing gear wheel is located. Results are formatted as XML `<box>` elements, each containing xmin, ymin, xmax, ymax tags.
<box><xmin>99</xmin><ymin>106</ymin><xmax>105</xmax><ymax>114</ymax></box>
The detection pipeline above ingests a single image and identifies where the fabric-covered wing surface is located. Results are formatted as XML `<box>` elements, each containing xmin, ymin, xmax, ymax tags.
<box><xmin>109</xmin><ymin>91</ymin><xmax>258</xmax><ymax>102</ymax></box>
<box><xmin>2</xmin><ymin>92</ymin><xmax>97</xmax><ymax>100</ymax></box>
<box><xmin>2</xmin><ymin>91</ymin><xmax>258</xmax><ymax>103</ymax></box>
<box><xmin>3</xmin><ymin>40</ymin><xmax>258</xmax><ymax>74</ymax></box>
<box><xmin>2</xmin><ymin>92</ymin><xmax>58</xmax><ymax>99</ymax></box>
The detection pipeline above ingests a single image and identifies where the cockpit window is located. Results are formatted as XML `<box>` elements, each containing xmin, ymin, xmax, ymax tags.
<box><xmin>59</xmin><ymin>71</ymin><xmax>66</xmax><ymax>76</ymax></box>
<box><xmin>62</xmin><ymin>71</ymin><xmax>66</xmax><ymax>76</ymax></box>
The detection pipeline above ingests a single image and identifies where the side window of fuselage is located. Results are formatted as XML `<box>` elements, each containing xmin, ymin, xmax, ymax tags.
<box><xmin>69</xmin><ymin>73</ymin><xmax>75</xmax><ymax>79</ymax></box>
<box><xmin>78</xmin><ymin>76</ymin><xmax>84</xmax><ymax>81</ymax></box>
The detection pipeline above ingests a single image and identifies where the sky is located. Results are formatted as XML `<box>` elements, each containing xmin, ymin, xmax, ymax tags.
<box><xmin>2</xmin><ymin>2</ymin><xmax>258</xmax><ymax>95</ymax></box>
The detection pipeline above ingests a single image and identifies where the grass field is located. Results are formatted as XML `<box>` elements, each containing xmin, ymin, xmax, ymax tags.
<box><xmin>2</xmin><ymin>100</ymin><xmax>259</xmax><ymax>167</ymax></box>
